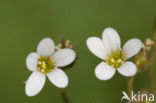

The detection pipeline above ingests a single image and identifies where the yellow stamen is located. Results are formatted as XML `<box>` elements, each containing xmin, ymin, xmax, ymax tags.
<box><xmin>107</xmin><ymin>51</ymin><xmax>125</xmax><ymax>69</ymax></box>
<box><xmin>37</xmin><ymin>57</ymin><xmax>55</xmax><ymax>74</ymax></box>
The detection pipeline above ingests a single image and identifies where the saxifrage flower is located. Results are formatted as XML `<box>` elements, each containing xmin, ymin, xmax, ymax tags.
<box><xmin>86</xmin><ymin>28</ymin><xmax>142</xmax><ymax>80</ymax></box>
<box><xmin>25</xmin><ymin>38</ymin><xmax>76</xmax><ymax>96</ymax></box>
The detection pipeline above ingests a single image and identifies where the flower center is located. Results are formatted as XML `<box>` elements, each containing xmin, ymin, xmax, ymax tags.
<box><xmin>37</xmin><ymin>57</ymin><xmax>55</xmax><ymax>74</ymax></box>
<box><xmin>107</xmin><ymin>51</ymin><xmax>125</xmax><ymax>69</ymax></box>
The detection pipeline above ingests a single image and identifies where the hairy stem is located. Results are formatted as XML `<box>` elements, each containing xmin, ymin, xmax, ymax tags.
<box><xmin>59</xmin><ymin>88</ymin><xmax>70</xmax><ymax>103</ymax></box>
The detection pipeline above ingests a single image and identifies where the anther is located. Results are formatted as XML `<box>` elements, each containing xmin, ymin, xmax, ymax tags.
<box><xmin>117</xmin><ymin>59</ymin><xmax>122</xmax><ymax>63</ymax></box>
<box><xmin>110</xmin><ymin>58</ymin><xmax>115</xmax><ymax>63</ymax></box>
<box><xmin>42</xmin><ymin>61</ymin><xmax>46</xmax><ymax>68</ymax></box>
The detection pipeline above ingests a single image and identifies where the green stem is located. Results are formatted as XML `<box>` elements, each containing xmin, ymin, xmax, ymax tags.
<box><xmin>59</xmin><ymin>88</ymin><xmax>70</xmax><ymax>103</ymax></box>
<box><xmin>148</xmin><ymin>46</ymin><xmax>156</xmax><ymax>92</ymax></box>
<box><xmin>127</xmin><ymin>76</ymin><xmax>135</xmax><ymax>97</ymax></box>
<box><xmin>127</xmin><ymin>76</ymin><xmax>135</xmax><ymax>103</ymax></box>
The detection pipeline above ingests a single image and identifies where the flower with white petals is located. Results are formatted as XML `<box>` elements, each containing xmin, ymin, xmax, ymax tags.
<box><xmin>25</xmin><ymin>38</ymin><xmax>76</xmax><ymax>96</ymax></box>
<box><xmin>86</xmin><ymin>28</ymin><xmax>143</xmax><ymax>80</ymax></box>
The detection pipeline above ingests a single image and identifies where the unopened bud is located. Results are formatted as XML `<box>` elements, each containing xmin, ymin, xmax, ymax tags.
<box><xmin>145</xmin><ymin>38</ymin><xmax>155</xmax><ymax>46</ymax></box>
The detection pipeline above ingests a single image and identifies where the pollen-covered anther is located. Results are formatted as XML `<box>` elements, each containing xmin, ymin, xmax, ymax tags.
<box><xmin>117</xmin><ymin>59</ymin><xmax>122</xmax><ymax>63</ymax></box>
<box><xmin>107</xmin><ymin>51</ymin><xmax>125</xmax><ymax>69</ymax></box>
<box><xmin>37</xmin><ymin>57</ymin><xmax>56</xmax><ymax>74</ymax></box>
<box><xmin>110</xmin><ymin>58</ymin><xmax>115</xmax><ymax>63</ymax></box>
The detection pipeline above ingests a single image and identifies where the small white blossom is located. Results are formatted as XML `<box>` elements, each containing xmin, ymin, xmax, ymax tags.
<box><xmin>25</xmin><ymin>38</ymin><xmax>76</xmax><ymax>96</ymax></box>
<box><xmin>86</xmin><ymin>28</ymin><xmax>142</xmax><ymax>80</ymax></box>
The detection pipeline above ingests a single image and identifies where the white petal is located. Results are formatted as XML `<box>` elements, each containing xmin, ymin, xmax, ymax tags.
<box><xmin>123</xmin><ymin>38</ymin><xmax>142</xmax><ymax>59</ymax></box>
<box><xmin>86</xmin><ymin>37</ymin><xmax>107</xmax><ymax>60</ymax></box>
<box><xmin>25</xmin><ymin>72</ymin><xmax>46</xmax><ymax>96</ymax></box>
<box><xmin>47</xmin><ymin>68</ymin><xmax>68</xmax><ymax>88</ymax></box>
<box><xmin>117</xmin><ymin>62</ymin><xmax>137</xmax><ymax>77</ymax></box>
<box><xmin>102</xmin><ymin>27</ymin><xmax>121</xmax><ymax>52</ymax></box>
<box><xmin>95</xmin><ymin>62</ymin><xmax>116</xmax><ymax>80</ymax></box>
<box><xmin>26</xmin><ymin>53</ymin><xmax>39</xmax><ymax>71</ymax></box>
<box><xmin>52</xmin><ymin>48</ymin><xmax>76</xmax><ymax>67</ymax></box>
<box><xmin>37</xmin><ymin>38</ymin><xmax>55</xmax><ymax>57</ymax></box>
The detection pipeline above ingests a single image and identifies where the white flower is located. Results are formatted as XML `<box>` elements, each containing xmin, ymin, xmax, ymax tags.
<box><xmin>86</xmin><ymin>28</ymin><xmax>142</xmax><ymax>80</ymax></box>
<box><xmin>25</xmin><ymin>38</ymin><xmax>76</xmax><ymax>96</ymax></box>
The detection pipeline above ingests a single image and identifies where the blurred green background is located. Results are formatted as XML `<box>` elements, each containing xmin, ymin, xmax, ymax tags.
<box><xmin>0</xmin><ymin>0</ymin><xmax>156</xmax><ymax>103</ymax></box>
